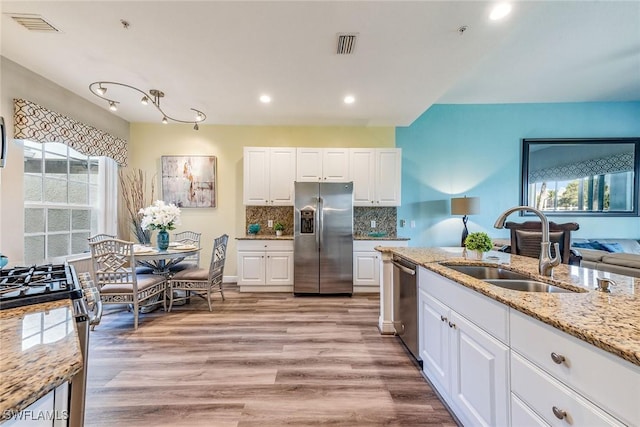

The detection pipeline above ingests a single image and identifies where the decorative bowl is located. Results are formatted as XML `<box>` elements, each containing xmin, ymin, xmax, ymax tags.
<box><xmin>248</xmin><ymin>224</ymin><xmax>261</xmax><ymax>235</ymax></box>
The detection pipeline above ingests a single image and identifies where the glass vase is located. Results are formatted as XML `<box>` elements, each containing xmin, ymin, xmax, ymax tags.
<box><xmin>157</xmin><ymin>230</ymin><xmax>170</xmax><ymax>251</ymax></box>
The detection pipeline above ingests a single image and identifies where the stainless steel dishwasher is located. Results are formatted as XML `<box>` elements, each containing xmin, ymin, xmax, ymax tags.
<box><xmin>392</xmin><ymin>256</ymin><xmax>421</xmax><ymax>365</ymax></box>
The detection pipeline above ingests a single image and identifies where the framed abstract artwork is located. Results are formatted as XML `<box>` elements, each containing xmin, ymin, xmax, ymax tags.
<box><xmin>161</xmin><ymin>156</ymin><xmax>217</xmax><ymax>208</ymax></box>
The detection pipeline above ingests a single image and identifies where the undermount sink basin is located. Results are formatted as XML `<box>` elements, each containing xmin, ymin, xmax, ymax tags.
<box><xmin>443</xmin><ymin>264</ymin><xmax>579</xmax><ymax>293</ymax></box>
<box><xmin>443</xmin><ymin>264</ymin><xmax>531</xmax><ymax>280</ymax></box>
<box><xmin>484</xmin><ymin>279</ymin><xmax>576</xmax><ymax>293</ymax></box>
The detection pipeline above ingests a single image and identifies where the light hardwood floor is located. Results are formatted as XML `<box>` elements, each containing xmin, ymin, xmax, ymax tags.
<box><xmin>85</xmin><ymin>286</ymin><xmax>458</xmax><ymax>427</ymax></box>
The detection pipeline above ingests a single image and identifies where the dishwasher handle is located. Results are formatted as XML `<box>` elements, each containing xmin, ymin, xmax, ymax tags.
<box><xmin>392</xmin><ymin>260</ymin><xmax>416</xmax><ymax>276</ymax></box>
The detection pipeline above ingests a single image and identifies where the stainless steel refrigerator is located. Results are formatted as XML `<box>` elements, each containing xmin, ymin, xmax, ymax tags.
<box><xmin>294</xmin><ymin>182</ymin><xmax>353</xmax><ymax>295</ymax></box>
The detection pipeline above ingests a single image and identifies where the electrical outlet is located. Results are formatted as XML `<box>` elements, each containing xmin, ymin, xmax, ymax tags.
<box><xmin>400</xmin><ymin>219</ymin><xmax>406</xmax><ymax>227</ymax></box>
<box><xmin>371</xmin><ymin>220</ymin><xmax>376</xmax><ymax>228</ymax></box>
<box><xmin>410</xmin><ymin>220</ymin><xmax>416</xmax><ymax>228</ymax></box>
<box><xmin>268</xmin><ymin>220</ymin><xmax>273</xmax><ymax>228</ymax></box>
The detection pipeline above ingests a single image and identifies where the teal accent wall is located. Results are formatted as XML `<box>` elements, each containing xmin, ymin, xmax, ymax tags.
<box><xmin>396</xmin><ymin>102</ymin><xmax>640</xmax><ymax>247</ymax></box>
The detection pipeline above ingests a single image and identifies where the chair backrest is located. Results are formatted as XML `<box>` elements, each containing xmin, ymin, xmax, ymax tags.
<box><xmin>88</xmin><ymin>233</ymin><xmax>116</xmax><ymax>243</ymax></box>
<box><xmin>89</xmin><ymin>238</ymin><xmax>139</xmax><ymax>291</ymax></box>
<box><xmin>208</xmin><ymin>234</ymin><xmax>229</xmax><ymax>282</ymax></box>
<box><xmin>173</xmin><ymin>230</ymin><xmax>202</xmax><ymax>266</ymax></box>
<box><xmin>505</xmin><ymin>221</ymin><xmax>579</xmax><ymax>264</ymax></box>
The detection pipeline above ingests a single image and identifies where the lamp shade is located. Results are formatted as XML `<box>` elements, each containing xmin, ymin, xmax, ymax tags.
<box><xmin>451</xmin><ymin>197</ymin><xmax>480</xmax><ymax>215</ymax></box>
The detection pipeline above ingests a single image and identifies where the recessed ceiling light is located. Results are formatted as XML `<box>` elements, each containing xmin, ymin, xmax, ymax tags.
<box><xmin>344</xmin><ymin>95</ymin><xmax>355</xmax><ymax>104</ymax></box>
<box><xmin>259</xmin><ymin>94</ymin><xmax>271</xmax><ymax>104</ymax></box>
<box><xmin>489</xmin><ymin>3</ymin><xmax>512</xmax><ymax>20</ymax></box>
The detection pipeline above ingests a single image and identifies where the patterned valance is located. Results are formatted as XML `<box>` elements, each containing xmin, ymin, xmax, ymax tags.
<box><xmin>13</xmin><ymin>98</ymin><xmax>128</xmax><ymax>166</ymax></box>
<box><xmin>529</xmin><ymin>152</ymin><xmax>634</xmax><ymax>183</ymax></box>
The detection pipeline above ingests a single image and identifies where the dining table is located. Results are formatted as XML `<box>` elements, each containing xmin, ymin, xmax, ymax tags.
<box><xmin>133</xmin><ymin>244</ymin><xmax>201</xmax><ymax>275</ymax></box>
<box><xmin>133</xmin><ymin>244</ymin><xmax>201</xmax><ymax>312</ymax></box>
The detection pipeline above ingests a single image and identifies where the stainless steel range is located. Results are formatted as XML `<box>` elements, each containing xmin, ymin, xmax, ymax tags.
<box><xmin>0</xmin><ymin>263</ymin><xmax>90</xmax><ymax>427</ymax></box>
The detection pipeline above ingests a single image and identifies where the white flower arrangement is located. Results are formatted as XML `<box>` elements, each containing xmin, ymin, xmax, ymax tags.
<box><xmin>139</xmin><ymin>200</ymin><xmax>181</xmax><ymax>232</ymax></box>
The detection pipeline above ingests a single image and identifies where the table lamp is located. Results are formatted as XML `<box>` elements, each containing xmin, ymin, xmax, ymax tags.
<box><xmin>451</xmin><ymin>196</ymin><xmax>480</xmax><ymax>246</ymax></box>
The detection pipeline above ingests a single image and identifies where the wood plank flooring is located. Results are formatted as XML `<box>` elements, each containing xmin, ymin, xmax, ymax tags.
<box><xmin>85</xmin><ymin>287</ymin><xmax>458</xmax><ymax>427</ymax></box>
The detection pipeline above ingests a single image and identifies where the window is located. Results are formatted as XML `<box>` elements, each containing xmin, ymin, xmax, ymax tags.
<box><xmin>23</xmin><ymin>141</ymin><xmax>100</xmax><ymax>264</ymax></box>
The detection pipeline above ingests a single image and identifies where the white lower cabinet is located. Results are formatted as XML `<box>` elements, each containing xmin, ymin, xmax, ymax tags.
<box><xmin>237</xmin><ymin>240</ymin><xmax>294</xmax><ymax>292</ymax></box>
<box><xmin>4</xmin><ymin>383</ymin><xmax>69</xmax><ymax>427</ymax></box>
<box><xmin>418</xmin><ymin>268</ymin><xmax>639</xmax><ymax>427</ymax></box>
<box><xmin>511</xmin><ymin>352</ymin><xmax>624</xmax><ymax>426</ymax></box>
<box><xmin>353</xmin><ymin>240</ymin><xmax>407</xmax><ymax>293</ymax></box>
<box><xmin>510</xmin><ymin>310</ymin><xmax>638</xmax><ymax>426</ymax></box>
<box><xmin>418</xmin><ymin>268</ymin><xmax>510</xmax><ymax>427</ymax></box>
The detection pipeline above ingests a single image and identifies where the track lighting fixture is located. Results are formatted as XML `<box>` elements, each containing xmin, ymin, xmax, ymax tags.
<box><xmin>89</xmin><ymin>81</ymin><xmax>206</xmax><ymax>130</ymax></box>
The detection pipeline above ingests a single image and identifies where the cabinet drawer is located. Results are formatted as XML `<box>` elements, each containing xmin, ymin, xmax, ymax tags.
<box><xmin>511</xmin><ymin>352</ymin><xmax>624</xmax><ymax>426</ymax></box>
<box><xmin>420</xmin><ymin>268</ymin><xmax>509</xmax><ymax>343</ymax></box>
<box><xmin>511</xmin><ymin>394</ymin><xmax>550</xmax><ymax>427</ymax></box>
<box><xmin>238</xmin><ymin>240</ymin><xmax>293</xmax><ymax>251</ymax></box>
<box><xmin>510</xmin><ymin>310</ymin><xmax>639</xmax><ymax>426</ymax></box>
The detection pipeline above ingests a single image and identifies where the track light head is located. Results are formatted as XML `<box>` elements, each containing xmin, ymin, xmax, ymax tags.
<box><xmin>162</xmin><ymin>117</ymin><xmax>168</xmax><ymax>124</ymax></box>
<box><xmin>108</xmin><ymin>101</ymin><xmax>118</xmax><ymax>111</ymax></box>
<box><xmin>140</xmin><ymin>96</ymin><xmax>149</xmax><ymax>105</ymax></box>
<box><xmin>96</xmin><ymin>85</ymin><xmax>106</xmax><ymax>96</ymax></box>
<box><xmin>193</xmin><ymin>123</ymin><xmax>199</xmax><ymax>131</ymax></box>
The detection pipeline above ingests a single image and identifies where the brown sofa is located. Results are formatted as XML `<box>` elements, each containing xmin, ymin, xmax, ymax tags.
<box><xmin>572</xmin><ymin>239</ymin><xmax>640</xmax><ymax>278</ymax></box>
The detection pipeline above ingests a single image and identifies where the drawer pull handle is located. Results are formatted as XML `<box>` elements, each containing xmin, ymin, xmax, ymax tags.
<box><xmin>551</xmin><ymin>352</ymin><xmax>566</xmax><ymax>364</ymax></box>
<box><xmin>440</xmin><ymin>315</ymin><xmax>448</xmax><ymax>322</ymax></box>
<box><xmin>552</xmin><ymin>406</ymin><xmax>567</xmax><ymax>420</ymax></box>
<box><xmin>448</xmin><ymin>321</ymin><xmax>456</xmax><ymax>329</ymax></box>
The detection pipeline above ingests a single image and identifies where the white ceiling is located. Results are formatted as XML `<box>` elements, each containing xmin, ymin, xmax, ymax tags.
<box><xmin>1</xmin><ymin>1</ymin><xmax>639</xmax><ymax>127</ymax></box>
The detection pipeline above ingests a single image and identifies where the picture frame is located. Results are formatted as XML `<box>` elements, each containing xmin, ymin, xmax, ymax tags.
<box><xmin>161</xmin><ymin>155</ymin><xmax>217</xmax><ymax>208</ymax></box>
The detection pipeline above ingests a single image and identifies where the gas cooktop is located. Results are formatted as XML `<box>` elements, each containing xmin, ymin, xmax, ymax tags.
<box><xmin>0</xmin><ymin>263</ymin><xmax>83</xmax><ymax>310</ymax></box>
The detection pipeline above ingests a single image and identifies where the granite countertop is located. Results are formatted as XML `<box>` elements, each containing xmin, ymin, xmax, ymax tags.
<box><xmin>0</xmin><ymin>299</ymin><xmax>83</xmax><ymax>420</ymax></box>
<box><xmin>237</xmin><ymin>235</ymin><xmax>409</xmax><ymax>241</ymax></box>
<box><xmin>353</xmin><ymin>235</ymin><xmax>411</xmax><ymax>241</ymax></box>
<box><xmin>237</xmin><ymin>235</ymin><xmax>294</xmax><ymax>240</ymax></box>
<box><xmin>380</xmin><ymin>246</ymin><xmax>640</xmax><ymax>367</ymax></box>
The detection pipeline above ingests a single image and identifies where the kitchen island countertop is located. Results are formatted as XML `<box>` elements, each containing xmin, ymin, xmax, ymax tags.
<box><xmin>0</xmin><ymin>299</ymin><xmax>83</xmax><ymax>421</ymax></box>
<box><xmin>379</xmin><ymin>246</ymin><xmax>640</xmax><ymax>367</ymax></box>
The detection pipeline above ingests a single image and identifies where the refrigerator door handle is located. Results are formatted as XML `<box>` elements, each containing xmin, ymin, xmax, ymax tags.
<box><xmin>318</xmin><ymin>196</ymin><xmax>324</xmax><ymax>251</ymax></box>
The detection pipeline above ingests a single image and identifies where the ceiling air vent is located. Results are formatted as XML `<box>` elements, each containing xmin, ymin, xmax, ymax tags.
<box><xmin>336</xmin><ymin>33</ymin><xmax>358</xmax><ymax>55</ymax></box>
<box><xmin>10</xmin><ymin>14</ymin><xmax>60</xmax><ymax>32</ymax></box>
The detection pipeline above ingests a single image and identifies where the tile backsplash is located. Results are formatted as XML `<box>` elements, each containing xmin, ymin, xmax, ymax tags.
<box><xmin>245</xmin><ymin>206</ymin><xmax>397</xmax><ymax>237</ymax></box>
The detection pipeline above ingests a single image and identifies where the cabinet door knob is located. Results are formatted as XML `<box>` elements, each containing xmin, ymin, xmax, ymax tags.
<box><xmin>448</xmin><ymin>321</ymin><xmax>456</xmax><ymax>329</ymax></box>
<box><xmin>552</xmin><ymin>406</ymin><xmax>567</xmax><ymax>420</ymax></box>
<box><xmin>550</xmin><ymin>352</ymin><xmax>566</xmax><ymax>364</ymax></box>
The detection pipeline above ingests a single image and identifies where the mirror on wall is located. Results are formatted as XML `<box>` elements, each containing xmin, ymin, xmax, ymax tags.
<box><xmin>521</xmin><ymin>138</ymin><xmax>640</xmax><ymax>216</ymax></box>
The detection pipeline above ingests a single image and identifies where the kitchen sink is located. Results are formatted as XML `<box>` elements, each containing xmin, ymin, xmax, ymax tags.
<box><xmin>443</xmin><ymin>264</ymin><xmax>531</xmax><ymax>280</ymax></box>
<box><xmin>484</xmin><ymin>279</ymin><xmax>576</xmax><ymax>293</ymax></box>
<box><xmin>442</xmin><ymin>264</ymin><xmax>580</xmax><ymax>293</ymax></box>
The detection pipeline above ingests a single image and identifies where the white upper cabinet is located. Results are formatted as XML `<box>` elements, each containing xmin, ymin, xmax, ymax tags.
<box><xmin>350</xmin><ymin>148</ymin><xmax>402</xmax><ymax>206</ymax></box>
<box><xmin>243</xmin><ymin>147</ymin><xmax>296</xmax><ymax>205</ymax></box>
<box><xmin>296</xmin><ymin>148</ymin><xmax>350</xmax><ymax>182</ymax></box>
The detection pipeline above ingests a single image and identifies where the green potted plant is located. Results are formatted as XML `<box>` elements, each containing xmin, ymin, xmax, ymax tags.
<box><xmin>274</xmin><ymin>221</ymin><xmax>285</xmax><ymax>237</ymax></box>
<box><xmin>464</xmin><ymin>232</ymin><xmax>493</xmax><ymax>260</ymax></box>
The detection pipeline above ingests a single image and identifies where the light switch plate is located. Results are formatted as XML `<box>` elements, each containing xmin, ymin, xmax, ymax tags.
<box><xmin>268</xmin><ymin>220</ymin><xmax>273</xmax><ymax>228</ymax></box>
<box><xmin>371</xmin><ymin>220</ymin><xmax>376</xmax><ymax>228</ymax></box>
<box><xmin>410</xmin><ymin>220</ymin><xmax>416</xmax><ymax>228</ymax></box>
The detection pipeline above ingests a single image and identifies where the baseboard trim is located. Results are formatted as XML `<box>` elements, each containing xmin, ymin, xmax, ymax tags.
<box><xmin>378</xmin><ymin>317</ymin><xmax>396</xmax><ymax>335</ymax></box>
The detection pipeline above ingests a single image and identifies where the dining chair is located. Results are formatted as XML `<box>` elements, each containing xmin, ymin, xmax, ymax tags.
<box><xmin>168</xmin><ymin>234</ymin><xmax>228</xmax><ymax>312</ymax></box>
<box><xmin>89</xmin><ymin>238</ymin><xmax>167</xmax><ymax>329</ymax></box>
<box><xmin>504</xmin><ymin>221</ymin><xmax>581</xmax><ymax>265</ymax></box>
<box><xmin>88</xmin><ymin>233</ymin><xmax>116</xmax><ymax>243</ymax></box>
<box><xmin>168</xmin><ymin>230</ymin><xmax>202</xmax><ymax>273</ymax></box>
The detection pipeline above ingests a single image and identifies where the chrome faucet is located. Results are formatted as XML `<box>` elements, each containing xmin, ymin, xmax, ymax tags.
<box><xmin>493</xmin><ymin>206</ymin><xmax>561</xmax><ymax>277</ymax></box>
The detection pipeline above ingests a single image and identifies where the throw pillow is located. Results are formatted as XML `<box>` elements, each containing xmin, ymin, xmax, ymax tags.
<box><xmin>572</xmin><ymin>241</ymin><xmax>606</xmax><ymax>251</ymax></box>
<box><xmin>594</xmin><ymin>241</ymin><xmax>625</xmax><ymax>253</ymax></box>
